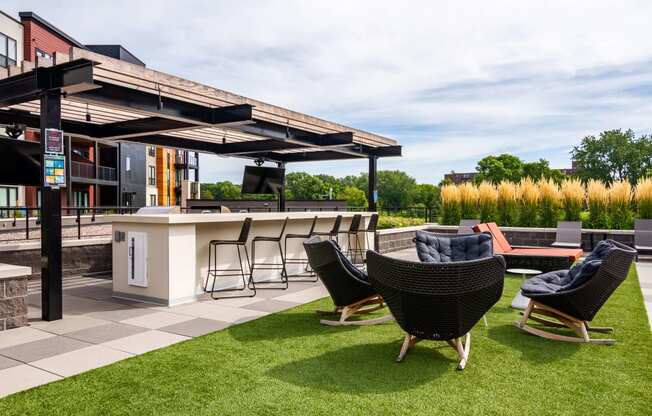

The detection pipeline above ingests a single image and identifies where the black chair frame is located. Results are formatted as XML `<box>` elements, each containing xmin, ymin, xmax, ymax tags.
<box><xmin>249</xmin><ymin>217</ymin><xmax>289</xmax><ymax>290</ymax></box>
<box><xmin>204</xmin><ymin>218</ymin><xmax>256</xmax><ymax>300</ymax></box>
<box><xmin>284</xmin><ymin>216</ymin><xmax>318</xmax><ymax>282</ymax></box>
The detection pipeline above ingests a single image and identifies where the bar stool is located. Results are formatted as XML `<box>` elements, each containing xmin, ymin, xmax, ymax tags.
<box><xmin>312</xmin><ymin>214</ymin><xmax>342</xmax><ymax>243</ymax></box>
<box><xmin>364</xmin><ymin>213</ymin><xmax>379</xmax><ymax>252</ymax></box>
<box><xmin>284</xmin><ymin>215</ymin><xmax>318</xmax><ymax>282</ymax></box>
<box><xmin>204</xmin><ymin>217</ymin><xmax>255</xmax><ymax>299</ymax></box>
<box><xmin>248</xmin><ymin>217</ymin><xmax>289</xmax><ymax>290</ymax></box>
<box><xmin>338</xmin><ymin>214</ymin><xmax>364</xmax><ymax>264</ymax></box>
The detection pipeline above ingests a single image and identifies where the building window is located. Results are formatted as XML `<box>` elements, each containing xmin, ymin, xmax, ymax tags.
<box><xmin>149</xmin><ymin>194</ymin><xmax>157</xmax><ymax>206</ymax></box>
<box><xmin>0</xmin><ymin>186</ymin><xmax>18</xmax><ymax>217</ymax></box>
<box><xmin>148</xmin><ymin>165</ymin><xmax>156</xmax><ymax>185</ymax></box>
<box><xmin>0</xmin><ymin>33</ymin><xmax>17</xmax><ymax>68</ymax></box>
<box><xmin>148</xmin><ymin>146</ymin><xmax>156</xmax><ymax>157</ymax></box>
<box><xmin>35</xmin><ymin>48</ymin><xmax>52</xmax><ymax>60</ymax></box>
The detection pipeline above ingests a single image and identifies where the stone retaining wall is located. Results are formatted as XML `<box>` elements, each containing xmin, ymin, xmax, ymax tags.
<box><xmin>0</xmin><ymin>271</ymin><xmax>29</xmax><ymax>331</ymax></box>
<box><xmin>0</xmin><ymin>239</ymin><xmax>112</xmax><ymax>279</ymax></box>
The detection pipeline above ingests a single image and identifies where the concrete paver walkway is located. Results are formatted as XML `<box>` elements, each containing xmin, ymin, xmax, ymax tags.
<box><xmin>0</xmin><ymin>275</ymin><xmax>327</xmax><ymax>398</ymax></box>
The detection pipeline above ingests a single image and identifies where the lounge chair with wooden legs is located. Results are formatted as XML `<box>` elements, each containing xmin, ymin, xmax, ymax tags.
<box><xmin>515</xmin><ymin>239</ymin><xmax>636</xmax><ymax>344</ymax></box>
<box><xmin>303</xmin><ymin>236</ymin><xmax>392</xmax><ymax>326</ymax></box>
<box><xmin>367</xmin><ymin>250</ymin><xmax>505</xmax><ymax>370</ymax></box>
<box><xmin>474</xmin><ymin>222</ymin><xmax>583</xmax><ymax>272</ymax></box>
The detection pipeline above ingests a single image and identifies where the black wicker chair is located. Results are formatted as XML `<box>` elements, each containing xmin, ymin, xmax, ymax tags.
<box><xmin>303</xmin><ymin>236</ymin><xmax>393</xmax><ymax>326</ymax></box>
<box><xmin>367</xmin><ymin>250</ymin><xmax>505</xmax><ymax>369</ymax></box>
<box><xmin>515</xmin><ymin>240</ymin><xmax>636</xmax><ymax>344</ymax></box>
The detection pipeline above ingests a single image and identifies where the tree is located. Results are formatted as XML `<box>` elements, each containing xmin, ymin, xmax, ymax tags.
<box><xmin>315</xmin><ymin>174</ymin><xmax>344</xmax><ymax>199</ymax></box>
<box><xmin>377</xmin><ymin>170</ymin><xmax>417</xmax><ymax>209</ymax></box>
<box><xmin>571</xmin><ymin>129</ymin><xmax>652</xmax><ymax>184</ymax></box>
<box><xmin>285</xmin><ymin>172</ymin><xmax>325</xmax><ymax>200</ymax></box>
<box><xmin>337</xmin><ymin>186</ymin><xmax>367</xmax><ymax>208</ymax></box>
<box><xmin>202</xmin><ymin>181</ymin><xmax>241</xmax><ymax>200</ymax></box>
<box><xmin>522</xmin><ymin>159</ymin><xmax>566</xmax><ymax>183</ymax></box>
<box><xmin>414</xmin><ymin>183</ymin><xmax>440</xmax><ymax>208</ymax></box>
<box><xmin>475</xmin><ymin>154</ymin><xmax>523</xmax><ymax>184</ymax></box>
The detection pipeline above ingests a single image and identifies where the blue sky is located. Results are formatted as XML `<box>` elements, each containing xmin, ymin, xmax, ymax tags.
<box><xmin>5</xmin><ymin>1</ymin><xmax>652</xmax><ymax>184</ymax></box>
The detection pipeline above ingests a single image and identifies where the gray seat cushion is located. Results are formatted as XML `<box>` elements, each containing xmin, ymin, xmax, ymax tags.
<box><xmin>522</xmin><ymin>239</ymin><xmax>618</xmax><ymax>295</ymax></box>
<box><xmin>414</xmin><ymin>230</ymin><xmax>493</xmax><ymax>263</ymax></box>
<box><xmin>330</xmin><ymin>239</ymin><xmax>368</xmax><ymax>282</ymax></box>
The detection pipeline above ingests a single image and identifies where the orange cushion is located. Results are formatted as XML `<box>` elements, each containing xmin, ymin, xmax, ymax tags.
<box><xmin>510</xmin><ymin>247</ymin><xmax>583</xmax><ymax>261</ymax></box>
<box><xmin>486</xmin><ymin>223</ymin><xmax>513</xmax><ymax>252</ymax></box>
<box><xmin>473</xmin><ymin>223</ymin><xmax>508</xmax><ymax>253</ymax></box>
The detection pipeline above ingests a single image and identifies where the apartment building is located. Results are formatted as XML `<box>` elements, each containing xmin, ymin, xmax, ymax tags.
<box><xmin>0</xmin><ymin>11</ymin><xmax>24</xmax><ymax>210</ymax></box>
<box><xmin>0</xmin><ymin>10</ymin><xmax>200</xmax><ymax>209</ymax></box>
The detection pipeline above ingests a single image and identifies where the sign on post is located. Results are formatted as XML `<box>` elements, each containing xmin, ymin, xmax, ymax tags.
<box><xmin>44</xmin><ymin>128</ymin><xmax>64</xmax><ymax>155</ymax></box>
<box><xmin>44</xmin><ymin>154</ymin><xmax>66</xmax><ymax>189</ymax></box>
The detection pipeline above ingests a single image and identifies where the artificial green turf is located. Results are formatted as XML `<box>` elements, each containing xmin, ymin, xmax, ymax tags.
<box><xmin>1</xmin><ymin>269</ymin><xmax>650</xmax><ymax>416</ymax></box>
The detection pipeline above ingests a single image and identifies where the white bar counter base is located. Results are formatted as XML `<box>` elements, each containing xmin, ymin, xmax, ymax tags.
<box><xmin>109</xmin><ymin>212</ymin><xmax>372</xmax><ymax>306</ymax></box>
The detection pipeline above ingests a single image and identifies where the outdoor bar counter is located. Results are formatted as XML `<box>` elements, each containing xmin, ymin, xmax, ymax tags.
<box><xmin>109</xmin><ymin>212</ymin><xmax>372</xmax><ymax>306</ymax></box>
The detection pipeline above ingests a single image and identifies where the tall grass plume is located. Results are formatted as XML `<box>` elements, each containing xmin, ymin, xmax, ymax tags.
<box><xmin>440</xmin><ymin>184</ymin><xmax>461</xmax><ymax>225</ymax></box>
<box><xmin>587</xmin><ymin>179</ymin><xmax>609</xmax><ymax>229</ymax></box>
<box><xmin>560</xmin><ymin>178</ymin><xmax>585</xmax><ymax>221</ymax></box>
<box><xmin>496</xmin><ymin>181</ymin><xmax>517</xmax><ymax>226</ymax></box>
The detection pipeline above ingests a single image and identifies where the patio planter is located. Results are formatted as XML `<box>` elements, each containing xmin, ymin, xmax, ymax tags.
<box><xmin>0</xmin><ymin>263</ymin><xmax>31</xmax><ymax>331</ymax></box>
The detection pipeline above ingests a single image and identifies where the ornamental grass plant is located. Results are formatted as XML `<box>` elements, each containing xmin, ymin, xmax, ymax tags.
<box><xmin>440</xmin><ymin>184</ymin><xmax>461</xmax><ymax>225</ymax></box>
<box><xmin>560</xmin><ymin>178</ymin><xmax>585</xmax><ymax>221</ymax></box>
<box><xmin>517</xmin><ymin>177</ymin><xmax>539</xmax><ymax>227</ymax></box>
<box><xmin>635</xmin><ymin>177</ymin><xmax>652</xmax><ymax>219</ymax></box>
<box><xmin>477</xmin><ymin>181</ymin><xmax>498</xmax><ymax>223</ymax></box>
<box><xmin>609</xmin><ymin>180</ymin><xmax>633</xmax><ymax>229</ymax></box>
<box><xmin>587</xmin><ymin>179</ymin><xmax>610</xmax><ymax>229</ymax></box>
<box><xmin>538</xmin><ymin>178</ymin><xmax>561</xmax><ymax>227</ymax></box>
<box><xmin>458</xmin><ymin>182</ymin><xmax>479</xmax><ymax>220</ymax></box>
<box><xmin>496</xmin><ymin>181</ymin><xmax>518</xmax><ymax>226</ymax></box>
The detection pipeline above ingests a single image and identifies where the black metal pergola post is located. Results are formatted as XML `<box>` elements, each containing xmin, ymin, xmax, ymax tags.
<box><xmin>368</xmin><ymin>156</ymin><xmax>378</xmax><ymax>212</ymax></box>
<box><xmin>40</xmin><ymin>89</ymin><xmax>63</xmax><ymax>321</ymax></box>
<box><xmin>277</xmin><ymin>161</ymin><xmax>286</xmax><ymax>212</ymax></box>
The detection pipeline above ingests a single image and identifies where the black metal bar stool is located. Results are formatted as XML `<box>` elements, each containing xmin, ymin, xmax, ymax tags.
<box><xmin>249</xmin><ymin>217</ymin><xmax>289</xmax><ymax>290</ymax></box>
<box><xmin>338</xmin><ymin>214</ymin><xmax>364</xmax><ymax>264</ymax></box>
<box><xmin>204</xmin><ymin>217</ymin><xmax>255</xmax><ymax>299</ymax></box>
<box><xmin>284</xmin><ymin>215</ymin><xmax>318</xmax><ymax>282</ymax></box>
<box><xmin>312</xmin><ymin>214</ymin><xmax>342</xmax><ymax>244</ymax></box>
<box><xmin>364</xmin><ymin>213</ymin><xmax>379</xmax><ymax>253</ymax></box>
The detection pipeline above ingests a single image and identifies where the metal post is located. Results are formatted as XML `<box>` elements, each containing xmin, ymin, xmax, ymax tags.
<box><xmin>368</xmin><ymin>156</ymin><xmax>378</xmax><ymax>212</ymax></box>
<box><xmin>277</xmin><ymin>162</ymin><xmax>286</xmax><ymax>212</ymax></box>
<box><xmin>40</xmin><ymin>89</ymin><xmax>63</xmax><ymax>321</ymax></box>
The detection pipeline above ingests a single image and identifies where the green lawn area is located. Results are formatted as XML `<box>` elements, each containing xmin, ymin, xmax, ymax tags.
<box><xmin>1</xmin><ymin>268</ymin><xmax>650</xmax><ymax>416</ymax></box>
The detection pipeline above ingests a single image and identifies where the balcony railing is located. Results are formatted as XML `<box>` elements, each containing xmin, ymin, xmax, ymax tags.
<box><xmin>71</xmin><ymin>161</ymin><xmax>94</xmax><ymax>179</ymax></box>
<box><xmin>70</xmin><ymin>162</ymin><xmax>117</xmax><ymax>181</ymax></box>
<box><xmin>98</xmin><ymin>166</ymin><xmax>117</xmax><ymax>181</ymax></box>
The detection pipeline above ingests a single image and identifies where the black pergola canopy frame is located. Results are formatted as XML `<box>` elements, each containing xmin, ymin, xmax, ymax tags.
<box><xmin>0</xmin><ymin>59</ymin><xmax>401</xmax><ymax>164</ymax></box>
<box><xmin>0</xmin><ymin>56</ymin><xmax>400</xmax><ymax>322</ymax></box>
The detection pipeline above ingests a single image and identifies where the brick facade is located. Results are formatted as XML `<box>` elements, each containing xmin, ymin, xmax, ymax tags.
<box><xmin>21</xmin><ymin>18</ymin><xmax>73</xmax><ymax>62</ymax></box>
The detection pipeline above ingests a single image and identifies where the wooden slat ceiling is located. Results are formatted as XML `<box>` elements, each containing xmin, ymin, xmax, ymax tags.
<box><xmin>0</xmin><ymin>48</ymin><xmax>398</xmax><ymax>158</ymax></box>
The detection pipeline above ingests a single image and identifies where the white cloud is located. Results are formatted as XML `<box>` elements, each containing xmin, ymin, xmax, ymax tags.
<box><xmin>4</xmin><ymin>0</ymin><xmax>652</xmax><ymax>182</ymax></box>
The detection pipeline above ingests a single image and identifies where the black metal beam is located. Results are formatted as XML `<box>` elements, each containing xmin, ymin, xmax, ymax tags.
<box><xmin>0</xmin><ymin>109</ymin><xmax>97</xmax><ymax>136</ymax></box>
<box><xmin>40</xmin><ymin>89</ymin><xmax>63</xmax><ymax>321</ymax></box>
<box><xmin>359</xmin><ymin>144</ymin><xmax>402</xmax><ymax>157</ymax></box>
<box><xmin>0</xmin><ymin>59</ymin><xmax>96</xmax><ymax>107</ymax></box>
<box><xmin>74</xmin><ymin>80</ymin><xmax>254</xmax><ymax>126</ymax></box>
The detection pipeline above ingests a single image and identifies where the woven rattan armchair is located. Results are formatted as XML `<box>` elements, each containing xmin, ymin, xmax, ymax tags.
<box><xmin>366</xmin><ymin>250</ymin><xmax>505</xmax><ymax>370</ymax></box>
<box><xmin>303</xmin><ymin>236</ymin><xmax>392</xmax><ymax>326</ymax></box>
<box><xmin>515</xmin><ymin>240</ymin><xmax>636</xmax><ymax>344</ymax></box>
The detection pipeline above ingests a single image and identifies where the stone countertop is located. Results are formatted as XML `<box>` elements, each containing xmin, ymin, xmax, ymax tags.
<box><xmin>107</xmin><ymin>211</ymin><xmax>373</xmax><ymax>225</ymax></box>
<box><xmin>0</xmin><ymin>263</ymin><xmax>32</xmax><ymax>280</ymax></box>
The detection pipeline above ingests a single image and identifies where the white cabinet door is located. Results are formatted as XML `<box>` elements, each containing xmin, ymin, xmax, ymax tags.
<box><xmin>127</xmin><ymin>232</ymin><xmax>148</xmax><ymax>287</ymax></box>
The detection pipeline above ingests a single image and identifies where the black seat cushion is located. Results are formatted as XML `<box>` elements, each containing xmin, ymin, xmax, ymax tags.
<box><xmin>522</xmin><ymin>239</ymin><xmax>618</xmax><ymax>295</ymax></box>
<box><xmin>331</xmin><ymin>239</ymin><xmax>368</xmax><ymax>281</ymax></box>
<box><xmin>414</xmin><ymin>230</ymin><xmax>493</xmax><ymax>263</ymax></box>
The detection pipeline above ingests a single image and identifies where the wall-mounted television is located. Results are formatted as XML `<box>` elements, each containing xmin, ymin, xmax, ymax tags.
<box><xmin>241</xmin><ymin>166</ymin><xmax>285</xmax><ymax>194</ymax></box>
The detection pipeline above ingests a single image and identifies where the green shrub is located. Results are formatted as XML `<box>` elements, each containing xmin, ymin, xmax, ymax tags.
<box><xmin>377</xmin><ymin>216</ymin><xmax>425</xmax><ymax>230</ymax></box>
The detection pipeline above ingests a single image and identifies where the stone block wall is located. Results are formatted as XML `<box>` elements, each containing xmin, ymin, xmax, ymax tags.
<box><xmin>0</xmin><ymin>242</ymin><xmax>112</xmax><ymax>280</ymax></box>
<box><xmin>0</xmin><ymin>276</ymin><xmax>28</xmax><ymax>331</ymax></box>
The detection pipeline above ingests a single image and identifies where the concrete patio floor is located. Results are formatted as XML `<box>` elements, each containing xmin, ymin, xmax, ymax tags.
<box><xmin>0</xmin><ymin>273</ymin><xmax>328</xmax><ymax>398</ymax></box>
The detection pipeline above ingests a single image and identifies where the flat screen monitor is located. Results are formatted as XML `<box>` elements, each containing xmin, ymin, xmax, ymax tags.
<box><xmin>241</xmin><ymin>166</ymin><xmax>285</xmax><ymax>194</ymax></box>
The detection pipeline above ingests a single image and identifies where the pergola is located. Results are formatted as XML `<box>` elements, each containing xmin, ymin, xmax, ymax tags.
<box><xmin>0</xmin><ymin>48</ymin><xmax>401</xmax><ymax>321</ymax></box>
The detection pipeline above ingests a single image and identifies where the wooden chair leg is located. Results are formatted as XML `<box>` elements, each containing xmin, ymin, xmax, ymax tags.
<box><xmin>514</xmin><ymin>301</ymin><xmax>616</xmax><ymax>345</ymax></box>
<box><xmin>454</xmin><ymin>333</ymin><xmax>471</xmax><ymax>370</ymax></box>
<box><xmin>396</xmin><ymin>334</ymin><xmax>413</xmax><ymax>362</ymax></box>
<box><xmin>319</xmin><ymin>295</ymin><xmax>393</xmax><ymax>326</ymax></box>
